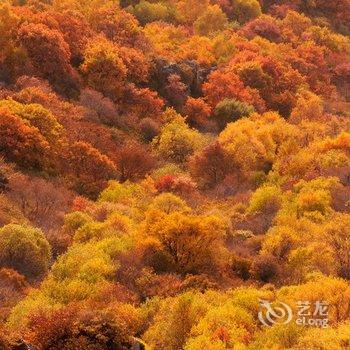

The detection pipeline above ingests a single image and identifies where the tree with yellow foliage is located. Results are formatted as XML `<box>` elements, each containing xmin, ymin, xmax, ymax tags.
<box><xmin>144</xmin><ymin>211</ymin><xmax>228</xmax><ymax>274</ymax></box>
<box><xmin>80</xmin><ymin>37</ymin><xmax>127</xmax><ymax>98</ymax></box>
<box><xmin>194</xmin><ymin>5</ymin><xmax>229</xmax><ymax>37</ymax></box>
<box><xmin>153</xmin><ymin>112</ymin><xmax>204</xmax><ymax>164</ymax></box>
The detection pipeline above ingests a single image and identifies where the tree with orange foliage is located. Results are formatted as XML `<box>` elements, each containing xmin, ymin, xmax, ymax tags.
<box><xmin>0</xmin><ymin>3</ymin><xmax>26</xmax><ymax>83</ymax></box>
<box><xmin>183</xmin><ymin>97</ymin><xmax>212</xmax><ymax>130</ymax></box>
<box><xmin>176</xmin><ymin>0</ymin><xmax>209</xmax><ymax>24</ymax></box>
<box><xmin>203</xmin><ymin>70</ymin><xmax>265</xmax><ymax>111</ymax></box>
<box><xmin>118</xmin><ymin>46</ymin><xmax>150</xmax><ymax>84</ymax></box>
<box><xmin>231</xmin><ymin>53</ymin><xmax>305</xmax><ymax>117</ymax></box>
<box><xmin>25</xmin><ymin>305</ymin><xmax>140</xmax><ymax>350</ymax></box>
<box><xmin>65</xmin><ymin>141</ymin><xmax>117</xmax><ymax>198</ymax></box>
<box><xmin>48</xmin><ymin>10</ymin><xmax>92</xmax><ymax>66</ymax></box>
<box><xmin>287</xmin><ymin>42</ymin><xmax>335</xmax><ymax>97</ymax></box>
<box><xmin>18</xmin><ymin>22</ymin><xmax>78</xmax><ymax>95</ymax></box>
<box><xmin>0</xmin><ymin>4</ymin><xmax>18</xmax><ymax>65</ymax></box>
<box><xmin>0</xmin><ymin>268</ymin><xmax>29</xmax><ymax>316</ymax></box>
<box><xmin>0</xmin><ymin>326</ymin><xmax>10</xmax><ymax>350</ymax></box>
<box><xmin>121</xmin><ymin>84</ymin><xmax>164</xmax><ymax>119</ymax></box>
<box><xmin>90</xmin><ymin>7</ymin><xmax>147</xmax><ymax>49</ymax></box>
<box><xmin>0</xmin><ymin>107</ymin><xmax>49</xmax><ymax>170</ymax></box>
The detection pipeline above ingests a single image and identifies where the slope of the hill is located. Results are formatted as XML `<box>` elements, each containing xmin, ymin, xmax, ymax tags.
<box><xmin>0</xmin><ymin>0</ymin><xmax>350</xmax><ymax>349</ymax></box>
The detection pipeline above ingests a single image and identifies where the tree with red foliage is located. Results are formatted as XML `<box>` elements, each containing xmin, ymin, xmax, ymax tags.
<box><xmin>65</xmin><ymin>141</ymin><xmax>117</xmax><ymax>198</ymax></box>
<box><xmin>302</xmin><ymin>0</ymin><xmax>350</xmax><ymax>34</ymax></box>
<box><xmin>116</xmin><ymin>143</ymin><xmax>156</xmax><ymax>182</ymax></box>
<box><xmin>79</xmin><ymin>88</ymin><xmax>118</xmax><ymax>126</ymax></box>
<box><xmin>286</xmin><ymin>42</ymin><xmax>335</xmax><ymax>97</ymax></box>
<box><xmin>154</xmin><ymin>174</ymin><xmax>197</xmax><ymax>196</ymax></box>
<box><xmin>8</xmin><ymin>174</ymin><xmax>73</xmax><ymax>231</ymax></box>
<box><xmin>121</xmin><ymin>84</ymin><xmax>164</xmax><ymax>119</ymax></box>
<box><xmin>139</xmin><ymin>118</ymin><xmax>160</xmax><ymax>142</ymax></box>
<box><xmin>239</xmin><ymin>14</ymin><xmax>282</xmax><ymax>42</ymax></box>
<box><xmin>164</xmin><ymin>74</ymin><xmax>188</xmax><ymax>110</ymax></box>
<box><xmin>154</xmin><ymin>174</ymin><xmax>178</xmax><ymax>193</ymax></box>
<box><xmin>189</xmin><ymin>142</ymin><xmax>236</xmax><ymax>188</ymax></box>
<box><xmin>231</xmin><ymin>53</ymin><xmax>305</xmax><ymax>117</ymax></box>
<box><xmin>0</xmin><ymin>268</ymin><xmax>28</xmax><ymax>297</ymax></box>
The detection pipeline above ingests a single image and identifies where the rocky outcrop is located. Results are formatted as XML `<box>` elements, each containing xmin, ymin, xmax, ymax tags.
<box><xmin>150</xmin><ymin>59</ymin><xmax>216</xmax><ymax>99</ymax></box>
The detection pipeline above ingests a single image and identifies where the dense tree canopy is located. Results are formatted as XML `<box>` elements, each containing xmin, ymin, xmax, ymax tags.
<box><xmin>0</xmin><ymin>224</ymin><xmax>51</xmax><ymax>280</ymax></box>
<box><xmin>0</xmin><ymin>0</ymin><xmax>349</xmax><ymax>348</ymax></box>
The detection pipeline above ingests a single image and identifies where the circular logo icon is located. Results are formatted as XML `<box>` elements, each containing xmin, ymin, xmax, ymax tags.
<box><xmin>258</xmin><ymin>299</ymin><xmax>293</xmax><ymax>327</ymax></box>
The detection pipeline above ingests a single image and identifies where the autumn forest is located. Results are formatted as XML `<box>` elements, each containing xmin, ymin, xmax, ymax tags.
<box><xmin>0</xmin><ymin>0</ymin><xmax>350</xmax><ymax>349</ymax></box>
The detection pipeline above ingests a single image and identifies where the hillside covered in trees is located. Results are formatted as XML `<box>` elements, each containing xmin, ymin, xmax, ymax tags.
<box><xmin>0</xmin><ymin>0</ymin><xmax>350</xmax><ymax>348</ymax></box>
